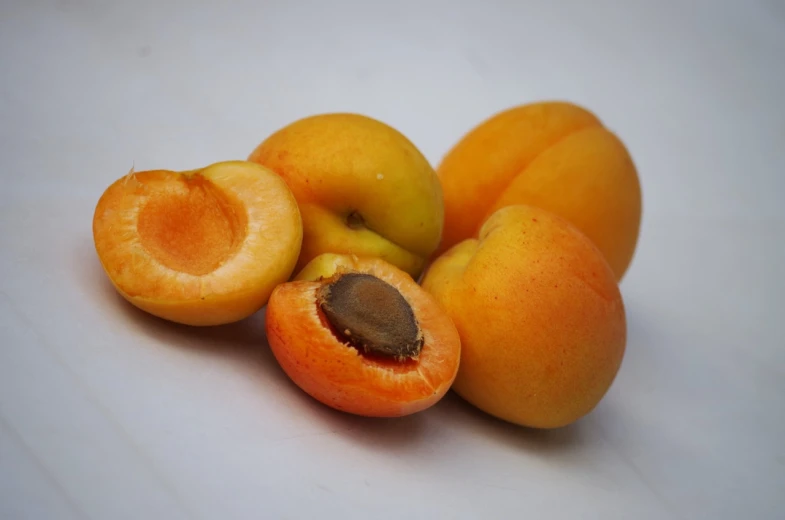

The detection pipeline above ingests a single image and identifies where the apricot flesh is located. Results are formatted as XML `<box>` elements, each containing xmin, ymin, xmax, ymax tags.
<box><xmin>266</xmin><ymin>254</ymin><xmax>461</xmax><ymax>417</ymax></box>
<box><xmin>248</xmin><ymin>113</ymin><xmax>444</xmax><ymax>279</ymax></box>
<box><xmin>92</xmin><ymin>160</ymin><xmax>302</xmax><ymax>326</ymax></box>
<box><xmin>422</xmin><ymin>205</ymin><xmax>626</xmax><ymax>428</ymax></box>
<box><xmin>436</xmin><ymin>101</ymin><xmax>641</xmax><ymax>280</ymax></box>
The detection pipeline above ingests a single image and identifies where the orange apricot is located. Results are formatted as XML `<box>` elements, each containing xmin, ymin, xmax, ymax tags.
<box><xmin>422</xmin><ymin>205</ymin><xmax>626</xmax><ymax>428</ymax></box>
<box><xmin>266</xmin><ymin>254</ymin><xmax>461</xmax><ymax>417</ymax></box>
<box><xmin>436</xmin><ymin>101</ymin><xmax>642</xmax><ymax>280</ymax></box>
<box><xmin>248</xmin><ymin>113</ymin><xmax>444</xmax><ymax>279</ymax></box>
<box><xmin>92</xmin><ymin>160</ymin><xmax>302</xmax><ymax>326</ymax></box>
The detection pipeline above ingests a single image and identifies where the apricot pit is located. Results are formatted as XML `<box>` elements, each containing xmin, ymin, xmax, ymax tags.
<box><xmin>317</xmin><ymin>273</ymin><xmax>424</xmax><ymax>361</ymax></box>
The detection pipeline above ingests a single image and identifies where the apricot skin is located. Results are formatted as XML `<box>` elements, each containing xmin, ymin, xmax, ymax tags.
<box><xmin>92</xmin><ymin>161</ymin><xmax>302</xmax><ymax>326</ymax></box>
<box><xmin>421</xmin><ymin>205</ymin><xmax>626</xmax><ymax>428</ymax></box>
<box><xmin>436</xmin><ymin>101</ymin><xmax>641</xmax><ymax>280</ymax></box>
<box><xmin>248</xmin><ymin>113</ymin><xmax>444</xmax><ymax>279</ymax></box>
<box><xmin>266</xmin><ymin>254</ymin><xmax>461</xmax><ymax>417</ymax></box>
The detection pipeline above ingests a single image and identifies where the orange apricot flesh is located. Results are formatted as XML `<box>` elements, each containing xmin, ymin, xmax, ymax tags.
<box><xmin>92</xmin><ymin>160</ymin><xmax>302</xmax><ymax>326</ymax></box>
<box><xmin>266</xmin><ymin>254</ymin><xmax>461</xmax><ymax>417</ymax></box>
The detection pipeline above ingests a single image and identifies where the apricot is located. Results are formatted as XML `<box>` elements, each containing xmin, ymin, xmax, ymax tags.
<box><xmin>436</xmin><ymin>101</ymin><xmax>642</xmax><ymax>280</ymax></box>
<box><xmin>92</xmin><ymin>161</ymin><xmax>302</xmax><ymax>326</ymax></box>
<box><xmin>248</xmin><ymin>113</ymin><xmax>444</xmax><ymax>279</ymax></box>
<box><xmin>421</xmin><ymin>205</ymin><xmax>626</xmax><ymax>428</ymax></box>
<box><xmin>266</xmin><ymin>254</ymin><xmax>461</xmax><ymax>417</ymax></box>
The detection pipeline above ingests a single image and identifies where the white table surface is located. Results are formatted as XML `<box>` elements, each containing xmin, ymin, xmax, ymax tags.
<box><xmin>1</xmin><ymin>1</ymin><xmax>783</xmax><ymax>518</ymax></box>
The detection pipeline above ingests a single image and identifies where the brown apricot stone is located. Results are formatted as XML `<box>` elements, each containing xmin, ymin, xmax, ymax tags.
<box><xmin>317</xmin><ymin>273</ymin><xmax>424</xmax><ymax>361</ymax></box>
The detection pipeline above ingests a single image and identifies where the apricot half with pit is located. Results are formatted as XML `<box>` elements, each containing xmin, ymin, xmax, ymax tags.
<box><xmin>422</xmin><ymin>205</ymin><xmax>626</xmax><ymax>428</ymax></box>
<box><xmin>92</xmin><ymin>160</ymin><xmax>302</xmax><ymax>326</ymax></box>
<box><xmin>248</xmin><ymin>113</ymin><xmax>444</xmax><ymax>279</ymax></box>
<box><xmin>266</xmin><ymin>254</ymin><xmax>461</xmax><ymax>417</ymax></box>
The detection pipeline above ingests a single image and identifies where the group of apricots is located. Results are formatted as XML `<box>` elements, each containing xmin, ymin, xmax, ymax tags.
<box><xmin>92</xmin><ymin>101</ymin><xmax>641</xmax><ymax>429</ymax></box>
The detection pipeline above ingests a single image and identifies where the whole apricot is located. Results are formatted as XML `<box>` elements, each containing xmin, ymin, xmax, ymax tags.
<box><xmin>436</xmin><ymin>101</ymin><xmax>641</xmax><ymax>280</ymax></box>
<box><xmin>248</xmin><ymin>113</ymin><xmax>444</xmax><ymax>279</ymax></box>
<box><xmin>422</xmin><ymin>205</ymin><xmax>626</xmax><ymax>428</ymax></box>
<box><xmin>266</xmin><ymin>254</ymin><xmax>461</xmax><ymax>417</ymax></box>
<box><xmin>92</xmin><ymin>161</ymin><xmax>302</xmax><ymax>326</ymax></box>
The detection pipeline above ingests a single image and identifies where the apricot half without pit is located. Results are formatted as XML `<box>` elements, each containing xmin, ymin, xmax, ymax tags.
<box><xmin>92</xmin><ymin>160</ymin><xmax>302</xmax><ymax>326</ymax></box>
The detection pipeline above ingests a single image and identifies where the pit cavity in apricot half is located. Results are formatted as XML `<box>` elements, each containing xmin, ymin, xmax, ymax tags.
<box><xmin>92</xmin><ymin>160</ymin><xmax>302</xmax><ymax>326</ymax></box>
<box><xmin>266</xmin><ymin>254</ymin><xmax>461</xmax><ymax>417</ymax></box>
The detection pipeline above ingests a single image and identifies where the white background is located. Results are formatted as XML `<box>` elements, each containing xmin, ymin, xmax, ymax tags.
<box><xmin>1</xmin><ymin>0</ymin><xmax>784</xmax><ymax>518</ymax></box>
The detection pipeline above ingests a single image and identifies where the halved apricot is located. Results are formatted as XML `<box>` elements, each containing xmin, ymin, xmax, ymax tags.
<box><xmin>266</xmin><ymin>254</ymin><xmax>461</xmax><ymax>417</ymax></box>
<box><xmin>92</xmin><ymin>160</ymin><xmax>302</xmax><ymax>326</ymax></box>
